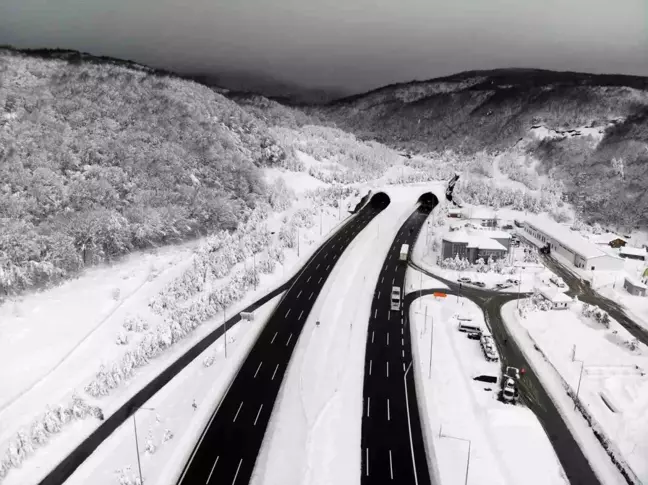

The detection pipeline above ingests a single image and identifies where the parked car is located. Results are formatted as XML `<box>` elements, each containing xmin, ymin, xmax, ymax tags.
<box><xmin>501</xmin><ymin>224</ymin><xmax>514</xmax><ymax>230</ymax></box>
<box><xmin>507</xmin><ymin>278</ymin><xmax>520</xmax><ymax>285</ymax></box>
<box><xmin>480</xmin><ymin>334</ymin><xmax>499</xmax><ymax>362</ymax></box>
<box><xmin>495</xmin><ymin>282</ymin><xmax>513</xmax><ymax>290</ymax></box>
<box><xmin>550</xmin><ymin>275</ymin><xmax>566</xmax><ymax>288</ymax></box>
<box><xmin>514</xmin><ymin>219</ymin><xmax>523</xmax><ymax>228</ymax></box>
<box><xmin>467</xmin><ymin>331</ymin><xmax>481</xmax><ymax>340</ymax></box>
<box><xmin>473</xmin><ymin>281</ymin><xmax>486</xmax><ymax>288</ymax></box>
<box><xmin>458</xmin><ymin>277</ymin><xmax>471</xmax><ymax>284</ymax></box>
<box><xmin>501</xmin><ymin>378</ymin><xmax>517</xmax><ymax>402</ymax></box>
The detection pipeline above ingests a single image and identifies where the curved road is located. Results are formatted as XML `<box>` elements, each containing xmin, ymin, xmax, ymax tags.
<box><xmin>361</xmin><ymin>194</ymin><xmax>437</xmax><ymax>485</ymax></box>
<box><xmin>177</xmin><ymin>193</ymin><xmax>391</xmax><ymax>485</ymax></box>
<box><xmin>408</xmin><ymin>262</ymin><xmax>604</xmax><ymax>485</ymax></box>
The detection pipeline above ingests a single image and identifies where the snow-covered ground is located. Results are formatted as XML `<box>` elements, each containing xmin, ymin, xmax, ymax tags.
<box><xmin>0</xmin><ymin>168</ymin><xmax>361</xmax><ymax>485</ymax></box>
<box><xmin>409</xmin><ymin>293</ymin><xmax>568</xmax><ymax>485</ymax></box>
<box><xmin>62</xmin><ymin>294</ymin><xmax>282</xmax><ymax>485</ymax></box>
<box><xmin>250</xmin><ymin>185</ymin><xmax>444</xmax><ymax>485</ymax></box>
<box><xmin>501</xmin><ymin>302</ymin><xmax>633</xmax><ymax>485</ymax></box>
<box><xmin>506</xmin><ymin>300</ymin><xmax>647</xmax><ymax>483</ymax></box>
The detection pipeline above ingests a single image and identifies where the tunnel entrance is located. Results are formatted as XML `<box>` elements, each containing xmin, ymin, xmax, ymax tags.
<box><xmin>417</xmin><ymin>192</ymin><xmax>439</xmax><ymax>212</ymax></box>
<box><xmin>369</xmin><ymin>192</ymin><xmax>391</xmax><ymax>210</ymax></box>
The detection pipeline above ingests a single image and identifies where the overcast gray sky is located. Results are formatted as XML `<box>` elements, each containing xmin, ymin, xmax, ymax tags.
<box><xmin>1</xmin><ymin>0</ymin><xmax>647</xmax><ymax>93</ymax></box>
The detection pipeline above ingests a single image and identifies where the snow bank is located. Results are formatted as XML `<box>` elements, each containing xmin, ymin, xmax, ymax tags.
<box><xmin>501</xmin><ymin>302</ymin><xmax>630</xmax><ymax>485</ymax></box>
<box><xmin>409</xmin><ymin>294</ymin><xmax>567</xmax><ymax>485</ymax></box>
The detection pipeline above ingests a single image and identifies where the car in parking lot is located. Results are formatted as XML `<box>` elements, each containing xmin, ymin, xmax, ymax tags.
<box><xmin>458</xmin><ymin>277</ymin><xmax>471</xmax><ymax>284</ymax></box>
<box><xmin>467</xmin><ymin>331</ymin><xmax>481</xmax><ymax>340</ymax></box>
<box><xmin>507</xmin><ymin>278</ymin><xmax>520</xmax><ymax>285</ymax></box>
<box><xmin>472</xmin><ymin>281</ymin><xmax>486</xmax><ymax>288</ymax></box>
<box><xmin>495</xmin><ymin>282</ymin><xmax>513</xmax><ymax>290</ymax></box>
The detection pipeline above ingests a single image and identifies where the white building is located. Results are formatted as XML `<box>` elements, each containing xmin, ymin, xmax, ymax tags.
<box><xmin>523</xmin><ymin>216</ymin><xmax>624</xmax><ymax>271</ymax></box>
<box><xmin>463</xmin><ymin>207</ymin><xmax>498</xmax><ymax>227</ymax></box>
<box><xmin>539</xmin><ymin>287</ymin><xmax>573</xmax><ymax>310</ymax></box>
<box><xmin>619</xmin><ymin>246</ymin><xmax>646</xmax><ymax>261</ymax></box>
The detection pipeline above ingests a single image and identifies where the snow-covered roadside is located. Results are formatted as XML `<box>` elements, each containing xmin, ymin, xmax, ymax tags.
<box><xmin>500</xmin><ymin>302</ymin><xmax>630</xmax><ymax>485</ymax></box>
<box><xmin>61</xmin><ymin>294</ymin><xmax>282</xmax><ymax>485</ymax></box>
<box><xmin>409</xmin><ymin>293</ymin><xmax>568</xmax><ymax>485</ymax></box>
<box><xmin>0</xmin><ymin>173</ymin><xmax>360</xmax><ymax>485</ymax></box>
<box><xmin>405</xmin><ymin>268</ymin><xmax>449</xmax><ymax>294</ymax></box>
<box><xmin>249</xmin><ymin>186</ymin><xmax>434</xmax><ymax>485</ymax></box>
<box><xmin>509</xmin><ymin>301</ymin><xmax>647</xmax><ymax>484</ymax></box>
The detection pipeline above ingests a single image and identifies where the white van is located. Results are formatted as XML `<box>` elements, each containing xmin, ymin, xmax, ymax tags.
<box><xmin>391</xmin><ymin>287</ymin><xmax>401</xmax><ymax>311</ymax></box>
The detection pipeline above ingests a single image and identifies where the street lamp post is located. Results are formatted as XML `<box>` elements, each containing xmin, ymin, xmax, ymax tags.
<box><xmin>428</xmin><ymin>314</ymin><xmax>434</xmax><ymax>380</ymax></box>
<box><xmin>574</xmin><ymin>360</ymin><xmax>585</xmax><ymax>409</ymax></box>
<box><xmin>438</xmin><ymin>428</ymin><xmax>471</xmax><ymax>485</ymax></box>
<box><xmin>133</xmin><ymin>406</ymin><xmax>156</xmax><ymax>485</ymax></box>
<box><xmin>224</xmin><ymin>309</ymin><xmax>228</xmax><ymax>359</ymax></box>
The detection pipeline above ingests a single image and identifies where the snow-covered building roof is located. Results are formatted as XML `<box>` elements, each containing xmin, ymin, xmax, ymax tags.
<box><xmin>525</xmin><ymin>216</ymin><xmax>608</xmax><ymax>260</ymax></box>
<box><xmin>619</xmin><ymin>246</ymin><xmax>646</xmax><ymax>258</ymax></box>
<box><xmin>442</xmin><ymin>231</ymin><xmax>506</xmax><ymax>251</ymax></box>
<box><xmin>539</xmin><ymin>287</ymin><xmax>573</xmax><ymax>303</ymax></box>
<box><xmin>470</xmin><ymin>229</ymin><xmax>511</xmax><ymax>240</ymax></box>
<box><xmin>595</xmin><ymin>232</ymin><xmax>627</xmax><ymax>245</ymax></box>
<box><xmin>624</xmin><ymin>275</ymin><xmax>647</xmax><ymax>289</ymax></box>
<box><xmin>464</xmin><ymin>207</ymin><xmax>497</xmax><ymax>220</ymax></box>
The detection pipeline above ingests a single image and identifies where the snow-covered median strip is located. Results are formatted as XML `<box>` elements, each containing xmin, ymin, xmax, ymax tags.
<box><xmin>501</xmin><ymin>302</ymin><xmax>631</xmax><ymax>485</ymax></box>
<box><xmin>409</xmin><ymin>293</ymin><xmax>568</xmax><ymax>485</ymax></box>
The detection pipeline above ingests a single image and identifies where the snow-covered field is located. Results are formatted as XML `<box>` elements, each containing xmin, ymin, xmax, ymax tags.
<box><xmin>0</xmin><ymin>167</ymin><xmax>361</xmax><ymax>485</ymax></box>
<box><xmin>506</xmin><ymin>300</ymin><xmax>648</xmax><ymax>483</ymax></box>
<box><xmin>250</xmin><ymin>185</ymin><xmax>444</xmax><ymax>485</ymax></box>
<box><xmin>63</xmin><ymin>294</ymin><xmax>282</xmax><ymax>485</ymax></box>
<box><xmin>501</xmin><ymin>302</ymin><xmax>634</xmax><ymax>485</ymax></box>
<box><xmin>409</xmin><ymin>293</ymin><xmax>568</xmax><ymax>485</ymax></box>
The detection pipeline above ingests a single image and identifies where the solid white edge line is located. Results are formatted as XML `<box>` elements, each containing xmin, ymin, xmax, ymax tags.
<box><xmin>231</xmin><ymin>458</ymin><xmax>243</xmax><ymax>485</ymax></box>
<box><xmin>404</xmin><ymin>362</ymin><xmax>420</xmax><ymax>485</ymax></box>
<box><xmin>206</xmin><ymin>455</ymin><xmax>220</xmax><ymax>484</ymax></box>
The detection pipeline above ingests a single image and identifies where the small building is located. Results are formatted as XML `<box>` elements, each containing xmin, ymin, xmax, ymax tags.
<box><xmin>539</xmin><ymin>287</ymin><xmax>573</xmax><ymax>310</ymax></box>
<box><xmin>470</xmin><ymin>229</ymin><xmax>512</xmax><ymax>252</ymax></box>
<box><xmin>522</xmin><ymin>216</ymin><xmax>624</xmax><ymax>271</ymax></box>
<box><xmin>464</xmin><ymin>207</ymin><xmax>498</xmax><ymax>228</ymax></box>
<box><xmin>595</xmin><ymin>233</ymin><xmax>627</xmax><ymax>248</ymax></box>
<box><xmin>441</xmin><ymin>231</ymin><xmax>507</xmax><ymax>264</ymax></box>
<box><xmin>624</xmin><ymin>276</ymin><xmax>647</xmax><ymax>296</ymax></box>
<box><xmin>448</xmin><ymin>208</ymin><xmax>463</xmax><ymax>218</ymax></box>
<box><xmin>619</xmin><ymin>246</ymin><xmax>646</xmax><ymax>261</ymax></box>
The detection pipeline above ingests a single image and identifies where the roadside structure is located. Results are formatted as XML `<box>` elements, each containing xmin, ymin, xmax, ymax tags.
<box><xmin>624</xmin><ymin>276</ymin><xmax>647</xmax><ymax>296</ymax></box>
<box><xmin>539</xmin><ymin>287</ymin><xmax>573</xmax><ymax>310</ymax></box>
<box><xmin>522</xmin><ymin>216</ymin><xmax>624</xmax><ymax>271</ymax></box>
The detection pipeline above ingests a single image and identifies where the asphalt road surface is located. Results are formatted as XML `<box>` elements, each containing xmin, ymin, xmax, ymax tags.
<box><xmin>540</xmin><ymin>254</ymin><xmax>648</xmax><ymax>346</ymax></box>
<box><xmin>177</xmin><ymin>193</ymin><xmax>390</xmax><ymax>485</ymax></box>
<box><xmin>361</xmin><ymin>196</ymin><xmax>437</xmax><ymax>485</ymax></box>
<box><xmin>408</xmin><ymin>262</ymin><xmax>607</xmax><ymax>485</ymax></box>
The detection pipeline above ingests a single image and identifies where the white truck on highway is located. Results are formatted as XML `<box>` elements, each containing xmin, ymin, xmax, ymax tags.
<box><xmin>391</xmin><ymin>286</ymin><xmax>401</xmax><ymax>310</ymax></box>
<box><xmin>399</xmin><ymin>244</ymin><xmax>409</xmax><ymax>261</ymax></box>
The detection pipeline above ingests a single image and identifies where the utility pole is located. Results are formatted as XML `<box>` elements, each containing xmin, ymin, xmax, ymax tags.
<box><xmin>428</xmin><ymin>315</ymin><xmax>434</xmax><ymax>379</ymax></box>
<box><xmin>253</xmin><ymin>252</ymin><xmax>257</xmax><ymax>290</ymax></box>
<box><xmin>320</xmin><ymin>209</ymin><xmax>322</xmax><ymax>236</ymax></box>
<box><xmin>574</xmin><ymin>360</ymin><xmax>584</xmax><ymax>409</ymax></box>
<box><xmin>438</xmin><ymin>431</ymin><xmax>471</xmax><ymax>485</ymax></box>
<box><xmin>133</xmin><ymin>406</ymin><xmax>155</xmax><ymax>485</ymax></box>
<box><xmin>297</xmin><ymin>228</ymin><xmax>300</xmax><ymax>258</ymax></box>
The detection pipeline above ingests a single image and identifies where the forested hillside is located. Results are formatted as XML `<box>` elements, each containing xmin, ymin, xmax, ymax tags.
<box><xmin>316</xmin><ymin>68</ymin><xmax>648</xmax><ymax>228</ymax></box>
<box><xmin>0</xmin><ymin>49</ymin><xmax>288</xmax><ymax>297</ymax></box>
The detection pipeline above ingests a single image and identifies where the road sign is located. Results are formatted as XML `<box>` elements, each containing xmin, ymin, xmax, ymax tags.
<box><xmin>433</xmin><ymin>292</ymin><xmax>447</xmax><ymax>298</ymax></box>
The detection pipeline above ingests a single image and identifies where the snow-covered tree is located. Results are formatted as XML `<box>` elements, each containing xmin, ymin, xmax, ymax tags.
<box><xmin>116</xmin><ymin>331</ymin><xmax>129</xmax><ymax>345</ymax></box>
<box><xmin>162</xmin><ymin>429</ymin><xmax>174</xmax><ymax>443</ymax></box>
<box><xmin>145</xmin><ymin>428</ymin><xmax>156</xmax><ymax>455</ymax></box>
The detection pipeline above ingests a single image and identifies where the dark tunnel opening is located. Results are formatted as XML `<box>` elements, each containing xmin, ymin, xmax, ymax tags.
<box><xmin>417</xmin><ymin>192</ymin><xmax>439</xmax><ymax>212</ymax></box>
<box><xmin>369</xmin><ymin>192</ymin><xmax>391</xmax><ymax>209</ymax></box>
